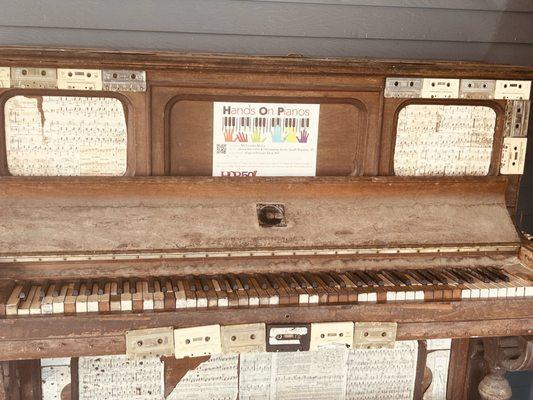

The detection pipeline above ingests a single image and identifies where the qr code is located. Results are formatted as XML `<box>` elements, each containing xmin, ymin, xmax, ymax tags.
<box><xmin>217</xmin><ymin>144</ymin><xmax>227</xmax><ymax>154</ymax></box>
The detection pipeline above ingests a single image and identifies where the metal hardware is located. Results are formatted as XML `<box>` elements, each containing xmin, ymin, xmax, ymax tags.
<box><xmin>309</xmin><ymin>322</ymin><xmax>354</xmax><ymax>350</ymax></box>
<box><xmin>266</xmin><ymin>324</ymin><xmax>311</xmax><ymax>352</ymax></box>
<box><xmin>459</xmin><ymin>79</ymin><xmax>496</xmax><ymax>99</ymax></box>
<box><xmin>102</xmin><ymin>70</ymin><xmax>146</xmax><ymax>92</ymax></box>
<box><xmin>494</xmin><ymin>80</ymin><xmax>531</xmax><ymax>100</ymax></box>
<box><xmin>57</xmin><ymin>69</ymin><xmax>102</xmax><ymax>90</ymax></box>
<box><xmin>0</xmin><ymin>244</ymin><xmax>519</xmax><ymax>263</ymax></box>
<box><xmin>174</xmin><ymin>324</ymin><xmax>222</xmax><ymax>359</ymax></box>
<box><xmin>421</xmin><ymin>79</ymin><xmax>460</xmax><ymax>99</ymax></box>
<box><xmin>500</xmin><ymin>137</ymin><xmax>528</xmax><ymax>175</ymax></box>
<box><xmin>11</xmin><ymin>67</ymin><xmax>57</xmax><ymax>89</ymax></box>
<box><xmin>503</xmin><ymin>100</ymin><xmax>530</xmax><ymax>137</ymax></box>
<box><xmin>353</xmin><ymin>322</ymin><xmax>397</xmax><ymax>349</ymax></box>
<box><xmin>221</xmin><ymin>323</ymin><xmax>266</xmax><ymax>354</ymax></box>
<box><xmin>384</xmin><ymin>78</ymin><xmax>422</xmax><ymax>98</ymax></box>
<box><xmin>125</xmin><ymin>327</ymin><xmax>174</xmax><ymax>358</ymax></box>
<box><xmin>0</xmin><ymin>67</ymin><xmax>10</xmax><ymax>88</ymax></box>
<box><xmin>257</xmin><ymin>203</ymin><xmax>286</xmax><ymax>227</ymax></box>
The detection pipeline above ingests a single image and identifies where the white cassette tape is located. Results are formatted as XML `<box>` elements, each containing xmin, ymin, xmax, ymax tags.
<box><xmin>174</xmin><ymin>324</ymin><xmax>222</xmax><ymax>359</ymax></box>
<box><xmin>221</xmin><ymin>323</ymin><xmax>266</xmax><ymax>354</ymax></box>
<box><xmin>310</xmin><ymin>322</ymin><xmax>354</xmax><ymax>350</ymax></box>
<box><xmin>0</xmin><ymin>67</ymin><xmax>10</xmax><ymax>88</ymax></box>
<box><xmin>57</xmin><ymin>68</ymin><xmax>102</xmax><ymax>90</ymax></box>
<box><xmin>421</xmin><ymin>78</ymin><xmax>460</xmax><ymax>98</ymax></box>
<box><xmin>494</xmin><ymin>80</ymin><xmax>531</xmax><ymax>100</ymax></box>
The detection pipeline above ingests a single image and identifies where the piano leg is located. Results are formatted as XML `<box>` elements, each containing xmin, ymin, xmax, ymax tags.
<box><xmin>0</xmin><ymin>360</ymin><xmax>41</xmax><ymax>400</ymax></box>
<box><xmin>479</xmin><ymin>336</ymin><xmax>533</xmax><ymax>400</ymax></box>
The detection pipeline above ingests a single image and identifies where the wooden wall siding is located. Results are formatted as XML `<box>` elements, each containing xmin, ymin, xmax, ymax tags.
<box><xmin>0</xmin><ymin>0</ymin><xmax>533</xmax><ymax>65</ymax></box>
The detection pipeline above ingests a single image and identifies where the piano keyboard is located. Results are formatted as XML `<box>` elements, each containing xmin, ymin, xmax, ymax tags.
<box><xmin>5</xmin><ymin>267</ymin><xmax>532</xmax><ymax>316</ymax></box>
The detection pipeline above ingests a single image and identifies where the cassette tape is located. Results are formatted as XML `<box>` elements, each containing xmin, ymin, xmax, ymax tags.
<box><xmin>353</xmin><ymin>322</ymin><xmax>397</xmax><ymax>349</ymax></box>
<box><xmin>11</xmin><ymin>67</ymin><xmax>57</xmax><ymax>89</ymax></box>
<box><xmin>0</xmin><ymin>67</ymin><xmax>10</xmax><ymax>88</ymax></box>
<box><xmin>174</xmin><ymin>324</ymin><xmax>222</xmax><ymax>359</ymax></box>
<box><xmin>503</xmin><ymin>100</ymin><xmax>530</xmax><ymax>137</ymax></box>
<box><xmin>103</xmin><ymin>70</ymin><xmax>146</xmax><ymax>92</ymax></box>
<box><xmin>384</xmin><ymin>77</ymin><xmax>422</xmax><ymax>98</ymax></box>
<box><xmin>125</xmin><ymin>327</ymin><xmax>174</xmax><ymax>358</ymax></box>
<box><xmin>309</xmin><ymin>322</ymin><xmax>354</xmax><ymax>350</ymax></box>
<box><xmin>494</xmin><ymin>80</ymin><xmax>531</xmax><ymax>100</ymax></box>
<box><xmin>57</xmin><ymin>69</ymin><xmax>102</xmax><ymax>90</ymax></box>
<box><xmin>266</xmin><ymin>324</ymin><xmax>310</xmax><ymax>352</ymax></box>
<box><xmin>500</xmin><ymin>137</ymin><xmax>527</xmax><ymax>175</ymax></box>
<box><xmin>459</xmin><ymin>79</ymin><xmax>496</xmax><ymax>99</ymax></box>
<box><xmin>421</xmin><ymin>78</ymin><xmax>460</xmax><ymax>99</ymax></box>
<box><xmin>221</xmin><ymin>323</ymin><xmax>266</xmax><ymax>354</ymax></box>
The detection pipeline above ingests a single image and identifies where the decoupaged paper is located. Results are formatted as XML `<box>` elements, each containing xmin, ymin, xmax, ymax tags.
<box><xmin>78</xmin><ymin>355</ymin><xmax>164</xmax><ymax>400</ymax></box>
<box><xmin>41</xmin><ymin>358</ymin><xmax>71</xmax><ymax>400</ymax></box>
<box><xmin>5</xmin><ymin>96</ymin><xmax>127</xmax><ymax>176</ymax></box>
<box><xmin>167</xmin><ymin>355</ymin><xmax>239</xmax><ymax>400</ymax></box>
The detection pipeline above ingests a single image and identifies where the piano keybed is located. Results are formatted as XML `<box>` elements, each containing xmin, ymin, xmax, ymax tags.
<box><xmin>5</xmin><ymin>267</ymin><xmax>532</xmax><ymax>316</ymax></box>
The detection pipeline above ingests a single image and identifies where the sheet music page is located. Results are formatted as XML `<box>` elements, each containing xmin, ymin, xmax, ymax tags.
<box><xmin>272</xmin><ymin>348</ymin><xmax>349</xmax><ymax>400</ymax></box>
<box><xmin>78</xmin><ymin>355</ymin><xmax>164</xmax><ymax>400</ymax></box>
<box><xmin>167</xmin><ymin>355</ymin><xmax>239</xmax><ymax>400</ymax></box>
<box><xmin>345</xmin><ymin>340</ymin><xmax>419</xmax><ymax>400</ymax></box>
<box><xmin>5</xmin><ymin>95</ymin><xmax>127</xmax><ymax>176</ymax></box>
<box><xmin>239</xmin><ymin>352</ymin><xmax>273</xmax><ymax>400</ymax></box>
<box><xmin>239</xmin><ymin>349</ymin><xmax>348</xmax><ymax>400</ymax></box>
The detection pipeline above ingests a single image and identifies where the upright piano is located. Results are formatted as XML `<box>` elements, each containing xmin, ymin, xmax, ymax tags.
<box><xmin>0</xmin><ymin>47</ymin><xmax>531</xmax><ymax>400</ymax></box>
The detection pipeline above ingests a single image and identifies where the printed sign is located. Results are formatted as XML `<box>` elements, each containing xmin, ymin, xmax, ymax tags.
<box><xmin>213</xmin><ymin>102</ymin><xmax>320</xmax><ymax>176</ymax></box>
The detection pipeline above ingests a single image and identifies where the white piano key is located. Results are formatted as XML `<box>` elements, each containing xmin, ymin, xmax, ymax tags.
<box><xmin>298</xmin><ymin>293</ymin><xmax>309</xmax><ymax>304</ymax></box>
<box><xmin>526</xmin><ymin>286</ymin><xmax>533</xmax><ymax>297</ymax></box>
<box><xmin>358</xmin><ymin>293</ymin><xmax>368</xmax><ymax>302</ymax></box>
<box><xmin>308</xmin><ymin>294</ymin><xmax>319</xmax><ymax>304</ymax></box>
<box><xmin>405</xmin><ymin>291</ymin><xmax>415</xmax><ymax>301</ymax></box>
<box><xmin>415</xmin><ymin>291</ymin><xmax>425</xmax><ymax>301</ymax></box>
<box><xmin>196</xmin><ymin>297</ymin><xmax>208</xmax><ymax>308</ymax></box>
<box><xmin>248</xmin><ymin>296</ymin><xmax>260</xmax><ymax>307</ymax></box>
<box><xmin>461</xmin><ymin>289</ymin><xmax>471</xmax><ymax>299</ymax></box>
<box><xmin>396</xmin><ymin>292</ymin><xmax>406</xmax><ymax>301</ymax></box>
<box><xmin>218</xmin><ymin>298</ymin><xmax>229</xmax><ymax>307</ymax></box>
<box><xmin>386</xmin><ymin>292</ymin><xmax>396</xmax><ymax>301</ymax></box>
<box><xmin>367</xmin><ymin>292</ymin><xmax>377</xmax><ymax>302</ymax></box>
<box><xmin>269</xmin><ymin>295</ymin><xmax>279</xmax><ymax>305</ymax></box>
<box><xmin>515</xmin><ymin>287</ymin><xmax>525</xmax><ymax>297</ymax></box>
<box><xmin>506</xmin><ymin>287</ymin><xmax>517</xmax><ymax>297</ymax></box>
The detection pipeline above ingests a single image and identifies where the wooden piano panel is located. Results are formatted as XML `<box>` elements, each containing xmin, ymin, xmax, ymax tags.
<box><xmin>168</xmin><ymin>99</ymin><xmax>364</xmax><ymax>176</ymax></box>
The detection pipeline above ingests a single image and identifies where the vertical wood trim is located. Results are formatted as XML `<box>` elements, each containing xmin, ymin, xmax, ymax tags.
<box><xmin>447</xmin><ymin>339</ymin><xmax>472</xmax><ymax>400</ymax></box>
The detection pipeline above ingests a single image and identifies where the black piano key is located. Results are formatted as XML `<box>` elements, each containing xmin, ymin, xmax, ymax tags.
<box><xmin>226</xmin><ymin>274</ymin><xmax>239</xmax><ymax>291</ymax></box>
<box><xmin>440</xmin><ymin>270</ymin><xmax>462</xmax><ymax>284</ymax></box>
<box><xmin>390</xmin><ymin>271</ymin><xmax>412</xmax><ymax>286</ymax></box>
<box><xmin>39</xmin><ymin>282</ymin><xmax>50</xmax><ymax>298</ymax></box>
<box><xmin>416</xmin><ymin>269</ymin><xmax>439</xmax><ymax>285</ymax></box>
<box><xmin>198</xmin><ymin>275</ymin><xmax>212</xmax><ymax>291</ymax></box>
<box><xmin>19</xmin><ymin>282</ymin><xmax>31</xmax><ymax>299</ymax></box>
<box><xmin>488</xmin><ymin>267</ymin><xmax>510</xmax><ymax>282</ymax></box>
<box><xmin>406</xmin><ymin>270</ymin><xmax>429</xmax><ymax>285</ymax></box>
<box><xmin>430</xmin><ymin>270</ymin><xmax>448</xmax><ymax>285</ymax></box>
<box><xmin>365</xmin><ymin>270</ymin><xmax>385</xmax><ymax>286</ymax></box>
<box><xmin>147</xmin><ymin>278</ymin><xmax>156</xmax><ymax>293</ymax></box>
<box><xmin>291</xmin><ymin>273</ymin><xmax>308</xmax><ymax>289</ymax></box>
<box><xmin>328</xmin><ymin>272</ymin><xmax>346</xmax><ymax>288</ymax></box>
<box><xmin>477</xmin><ymin>268</ymin><xmax>499</xmax><ymax>282</ymax></box>
<box><xmin>254</xmin><ymin>274</ymin><xmax>269</xmax><ymax>290</ymax></box>
<box><xmin>159</xmin><ymin>278</ymin><xmax>168</xmax><ymax>293</ymax></box>
<box><xmin>186</xmin><ymin>276</ymin><xmax>197</xmax><ymax>292</ymax></box>
<box><xmin>317</xmin><ymin>272</ymin><xmax>336</xmax><ymax>288</ymax></box>
<box><xmin>380</xmin><ymin>271</ymin><xmax>402</xmax><ymax>286</ymax></box>
<box><xmin>129</xmin><ymin>279</ymin><xmax>137</xmax><ymax>294</ymax></box>
<box><xmin>72</xmin><ymin>281</ymin><xmax>81</xmax><ymax>296</ymax></box>
<box><xmin>238</xmin><ymin>275</ymin><xmax>251</xmax><ymax>291</ymax></box>
<box><xmin>453</xmin><ymin>269</ymin><xmax>474</xmax><ymax>284</ymax></box>
<box><xmin>265</xmin><ymin>274</ymin><xmax>279</xmax><ymax>290</ymax></box>
<box><xmin>303</xmin><ymin>272</ymin><xmax>318</xmax><ymax>288</ymax></box>
<box><xmin>465</xmin><ymin>269</ymin><xmax>489</xmax><ymax>283</ymax></box>
<box><xmin>97</xmin><ymin>280</ymin><xmax>105</xmax><ymax>295</ymax></box>
<box><xmin>212</xmin><ymin>276</ymin><xmax>226</xmax><ymax>292</ymax></box>
<box><xmin>345</xmin><ymin>271</ymin><xmax>364</xmax><ymax>287</ymax></box>
<box><xmin>281</xmin><ymin>273</ymin><xmax>298</xmax><ymax>289</ymax></box>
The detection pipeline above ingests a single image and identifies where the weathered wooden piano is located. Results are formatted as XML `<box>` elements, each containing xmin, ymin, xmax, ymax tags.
<box><xmin>0</xmin><ymin>47</ymin><xmax>531</xmax><ymax>400</ymax></box>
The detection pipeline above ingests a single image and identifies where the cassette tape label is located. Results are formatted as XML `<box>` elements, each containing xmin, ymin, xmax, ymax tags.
<box><xmin>459</xmin><ymin>79</ymin><xmax>496</xmax><ymax>99</ymax></box>
<box><xmin>126</xmin><ymin>327</ymin><xmax>174</xmax><ymax>358</ymax></box>
<box><xmin>11</xmin><ymin>67</ymin><xmax>57</xmax><ymax>89</ymax></box>
<box><xmin>221</xmin><ymin>323</ymin><xmax>266</xmax><ymax>354</ymax></box>
<box><xmin>57</xmin><ymin>69</ymin><xmax>102</xmax><ymax>90</ymax></box>
<box><xmin>174</xmin><ymin>324</ymin><xmax>222</xmax><ymax>359</ymax></box>
<box><xmin>103</xmin><ymin>70</ymin><xmax>146</xmax><ymax>92</ymax></box>
<box><xmin>266</xmin><ymin>324</ymin><xmax>311</xmax><ymax>352</ymax></box>
<box><xmin>310</xmin><ymin>322</ymin><xmax>354</xmax><ymax>350</ymax></box>
<box><xmin>421</xmin><ymin>78</ymin><xmax>460</xmax><ymax>99</ymax></box>
<box><xmin>494</xmin><ymin>80</ymin><xmax>531</xmax><ymax>100</ymax></box>
<box><xmin>384</xmin><ymin>77</ymin><xmax>422</xmax><ymax>98</ymax></box>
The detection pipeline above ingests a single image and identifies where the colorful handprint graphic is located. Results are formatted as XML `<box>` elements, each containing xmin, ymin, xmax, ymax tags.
<box><xmin>236</xmin><ymin>132</ymin><xmax>248</xmax><ymax>142</ymax></box>
<box><xmin>251</xmin><ymin>129</ymin><xmax>266</xmax><ymax>143</ymax></box>
<box><xmin>284</xmin><ymin>127</ymin><xmax>299</xmax><ymax>143</ymax></box>
<box><xmin>271</xmin><ymin>126</ymin><xmax>284</xmax><ymax>143</ymax></box>
<box><xmin>297</xmin><ymin>129</ymin><xmax>309</xmax><ymax>143</ymax></box>
<box><xmin>223</xmin><ymin>128</ymin><xmax>235</xmax><ymax>142</ymax></box>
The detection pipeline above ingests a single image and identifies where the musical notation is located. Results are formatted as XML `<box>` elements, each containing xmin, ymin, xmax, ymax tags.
<box><xmin>394</xmin><ymin>105</ymin><xmax>496</xmax><ymax>176</ymax></box>
<box><xmin>5</xmin><ymin>96</ymin><xmax>127</xmax><ymax>176</ymax></box>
